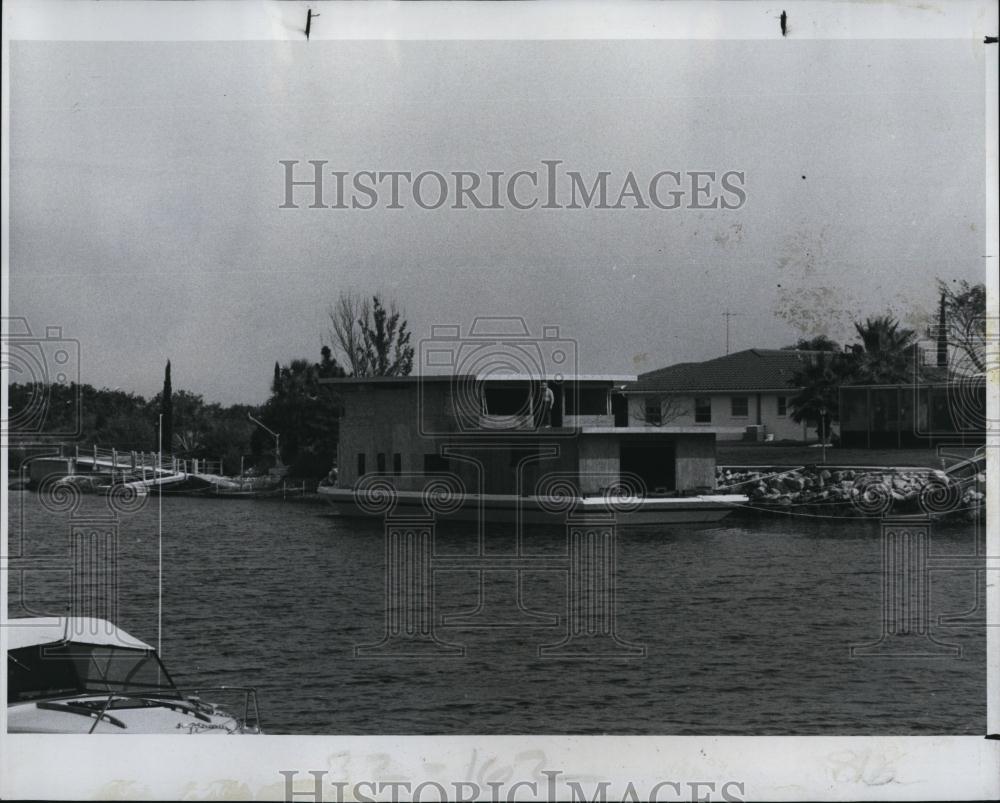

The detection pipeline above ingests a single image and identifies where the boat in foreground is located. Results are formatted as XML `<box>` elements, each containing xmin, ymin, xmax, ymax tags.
<box><xmin>6</xmin><ymin>617</ymin><xmax>262</xmax><ymax>734</ymax></box>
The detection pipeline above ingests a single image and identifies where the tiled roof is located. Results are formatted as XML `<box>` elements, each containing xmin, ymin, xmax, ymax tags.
<box><xmin>628</xmin><ymin>349</ymin><xmax>824</xmax><ymax>393</ymax></box>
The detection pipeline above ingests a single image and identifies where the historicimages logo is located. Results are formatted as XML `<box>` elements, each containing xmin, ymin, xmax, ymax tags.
<box><xmin>279</xmin><ymin>160</ymin><xmax>747</xmax><ymax>211</ymax></box>
<box><xmin>279</xmin><ymin>769</ymin><xmax>747</xmax><ymax>803</ymax></box>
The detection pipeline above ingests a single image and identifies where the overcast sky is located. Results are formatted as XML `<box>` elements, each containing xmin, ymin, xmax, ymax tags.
<box><xmin>9</xmin><ymin>39</ymin><xmax>987</xmax><ymax>405</ymax></box>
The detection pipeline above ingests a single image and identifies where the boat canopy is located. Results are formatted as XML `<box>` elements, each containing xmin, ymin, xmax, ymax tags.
<box><xmin>5</xmin><ymin>618</ymin><xmax>153</xmax><ymax>651</ymax></box>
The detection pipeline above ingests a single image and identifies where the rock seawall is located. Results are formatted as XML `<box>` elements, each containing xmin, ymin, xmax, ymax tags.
<box><xmin>717</xmin><ymin>465</ymin><xmax>985</xmax><ymax>519</ymax></box>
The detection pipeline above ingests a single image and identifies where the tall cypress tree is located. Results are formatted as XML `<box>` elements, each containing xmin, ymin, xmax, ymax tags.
<box><xmin>160</xmin><ymin>360</ymin><xmax>173</xmax><ymax>453</ymax></box>
<box><xmin>272</xmin><ymin>361</ymin><xmax>282</xmax><ymax>394</ymax></box>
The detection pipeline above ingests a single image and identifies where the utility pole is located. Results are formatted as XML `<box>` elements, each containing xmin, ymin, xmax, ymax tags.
<box><xmin>157</xmin><ymin>413</ymin><xmax>163</xmax><ymax>659</ymax></box>
<box><xmin>722</xmin><ymin>310</ymin><xmax>741</xmax><ymax>355</ymax></box>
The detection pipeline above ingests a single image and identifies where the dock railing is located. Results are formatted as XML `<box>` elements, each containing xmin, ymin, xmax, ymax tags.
<box><xmin>62</xmin><ymin>444</ymin><xmax>225</xmax><ymax>479</ymax></box>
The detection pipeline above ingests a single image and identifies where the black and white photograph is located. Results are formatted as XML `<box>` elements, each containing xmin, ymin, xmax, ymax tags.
<box><xmin>1</xmin><ymin>1</ymin><xmax>998</xmax><ymax>800</ymax></box>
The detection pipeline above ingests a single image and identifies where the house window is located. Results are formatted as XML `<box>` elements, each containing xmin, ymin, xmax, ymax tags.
<box><xmin>424</xmin><ymin>454</ymin><xmax>450</xmax><ymax>473</ymax></box>
<box><xmin>731</xmin><ymin>396</ymin><xmax>749</xmax><ymax>418</ymax></box>
<box><xmin>392</xmin><ymin>453</ymin><xmax>402</xmax><ymax>475</ymax></box>
<box><xmin>565</xmin><ymin>387</ymin><xmax>609</xmax><ymax>416</ymax></box>
<box><xmin>644</xmin><ymin>399</ymin><xmax>662</xmax><ymax>426</ymax></box>
<box><xmin>777</xmin><ymin>396</ymin><xmax>788</xmax><ymax>416</ymax></box>
<box><xmin>376</xmin><ymin>453</ymin><xmax>386</xmax><ymax>474</ymax></box>
<box><xmin>694</xmin><ymin>397</ymin><xmax>712</xmax><ymax>424</ymax></box>
<box><xmin>356</xmin><ymin>453</ymin><xmax>366</xmax><ymax>476</ymax></box>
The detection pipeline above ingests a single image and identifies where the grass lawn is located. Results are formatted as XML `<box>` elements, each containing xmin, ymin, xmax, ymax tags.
<box><xmin>717</xmin><ymin>442</ymin><xmax>981</xmax><ymax>469</ymax></box>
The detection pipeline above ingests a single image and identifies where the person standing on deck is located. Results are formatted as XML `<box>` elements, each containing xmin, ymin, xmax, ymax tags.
<box><xmin>539</xmin><ymin>382</ymin><xmax>555</xmax><ymax>428</ymax></box>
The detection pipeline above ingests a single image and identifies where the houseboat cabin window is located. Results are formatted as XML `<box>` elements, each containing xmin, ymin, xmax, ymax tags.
<box><xmin>565</xmin><ymin>387</ymin><xmax>608</xmax><ymax>416</ymax></box>
<box><xmin>482</xmin><ymin>385</ymin><xmax>532</xmax><ymax>416</ymax></box>
<box><xmin>392</xmin><ymin>454</ymin><xmax>402</xmax><ymax>475</ymax></box>
<box><xmin>645</xmin><ymin>399</ymin><xmax>663</xmax><ymax>425</ymax></box>
<box><xmin>731</xmin><ymin>396</ymin><xmax>749</xmax><ymax>417</ymax></box>
<box><xmin>376</xmin><ymin>453</ymin><xmax>387</xmax><ymax>474</ymax></box>
<box><xmin>777</xmin><ymin>396</ymin><xmax>788</xmax><ymax>416</ymax></box>
<box><xmin>424</xmin><ymin>454</ymin><xmax>450</xmax><ymax>473</ymax></box>
<box><xmin>357</xmin><ymin>453</ymin><xmax>366</xmax><ymax>476</ymax></box>
<box><xmin>694</xmin><ymin>397</ymin><xmax>712</xmax><ymax>423</ymax></box>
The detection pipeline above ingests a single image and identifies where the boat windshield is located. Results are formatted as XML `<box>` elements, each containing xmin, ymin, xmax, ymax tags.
<box><xmin>7</xmin><ymin>642</ymin><xmax>177</xmax><ymax>704</ymax></box>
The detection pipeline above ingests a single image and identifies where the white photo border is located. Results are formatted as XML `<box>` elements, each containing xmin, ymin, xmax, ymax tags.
<box><xmin>2</xmin><ymin>1</ymin><xmax>997</xmax><ymax>800</ymax></box>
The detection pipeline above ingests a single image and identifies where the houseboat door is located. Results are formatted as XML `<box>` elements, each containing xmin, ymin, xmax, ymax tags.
<box><xmin>611</xmin><ymin>393</ymin><xmax>628</xmax><ymax>427</ymax></box>
<box><xmin>620</xmin><ymin>442</ymin><xmax>675</xmax><ymax>495</ymax></box>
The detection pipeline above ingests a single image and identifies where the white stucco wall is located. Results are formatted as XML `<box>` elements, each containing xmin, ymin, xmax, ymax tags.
<box><xmin>628</xmin><ymin>392</ymin><xmax>814</xmax><ymax>441</ymax></box>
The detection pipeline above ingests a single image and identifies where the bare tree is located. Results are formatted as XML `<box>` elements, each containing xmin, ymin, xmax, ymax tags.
<box><xmin>630</xmin><ymin>394</ymin><xmax>690</xmax><ymax>426</ymax></box>
<box><xmin>327</xmin><ymin>292</ymin><xmax>369</xmax><ymax>376</ymax></box>
<box><xmin>326</xmin><ymin>292</ymin><xmax>414</xmax><ymax>377</ymax></box>
<box><xmin>936</xmin><ymin>280</ymin><xmax>986</xmax><ymax>374</ymax></box>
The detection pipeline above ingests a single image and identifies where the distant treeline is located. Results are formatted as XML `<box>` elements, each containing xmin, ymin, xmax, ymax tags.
<box><xmin>9</xmin><ymin>348</ymin><xmax>345</xmax><ymax>478</ymax></box>
<box><xmin>8</xmin><ymin>292</ymin><xmax>418</xmax><ymax>480</ymax></box>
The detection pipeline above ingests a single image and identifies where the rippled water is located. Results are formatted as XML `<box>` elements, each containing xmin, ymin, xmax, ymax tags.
<box><xmin>8</xmin><ymin>491</ymin><xmax>985</xmax><ymax>734</ymax></box>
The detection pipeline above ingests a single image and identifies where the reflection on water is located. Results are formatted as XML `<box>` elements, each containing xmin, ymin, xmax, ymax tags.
<box><xmin>7</xmin><ymin>492</ymin><xmax>985</xmax><ymax>734</ymax></box>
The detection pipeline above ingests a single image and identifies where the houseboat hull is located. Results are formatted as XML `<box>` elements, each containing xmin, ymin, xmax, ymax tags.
<box><xmin>318</xmin><ymin>486</ymin><xmax>746</xmax><ymax>525</ymax></box>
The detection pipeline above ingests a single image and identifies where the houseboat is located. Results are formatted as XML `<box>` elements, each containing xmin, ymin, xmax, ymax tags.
<box><xmin>318</xmin><ymin>373</ymin><xmax>746</xmax><ymax>524</ymax></box>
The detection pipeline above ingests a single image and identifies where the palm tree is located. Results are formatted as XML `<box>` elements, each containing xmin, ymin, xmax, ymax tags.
<box><xmin>851</xmin><ymin>316</ymin><xmax>917</xmax><ymax>384</ymax></box>
<box><xmin>788</xmin><ymin>351</ymin><xmax>856</xmax><ymax>442</ymax></box>
<box><xmin>173</xmin><ymin>429</ymin><xmax>205</xmax><ymax>456</ymax></box>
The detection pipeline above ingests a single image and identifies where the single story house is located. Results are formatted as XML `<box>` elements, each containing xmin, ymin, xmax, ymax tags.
<box><xmin>621</xmin><ymin>348</ymin><xmax>827</xmax><ymax>442</ymax></box>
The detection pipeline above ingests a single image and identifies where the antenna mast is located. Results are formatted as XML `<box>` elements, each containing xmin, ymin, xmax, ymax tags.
<box><xmin>722</xmin><ymin>310</ymin><xmax>742</xmax><ymax>355</ymax></box>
